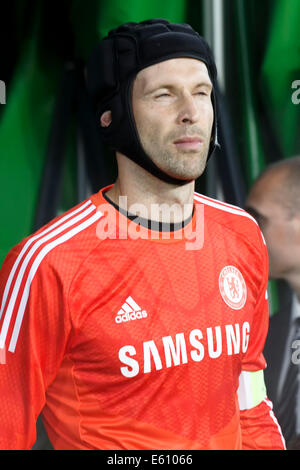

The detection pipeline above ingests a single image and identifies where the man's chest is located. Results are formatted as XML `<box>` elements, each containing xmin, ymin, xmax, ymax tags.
<box><xmin>68</xmin><ymin>237</ymin><xmax>259</xmax><ymax>380</ymax></box>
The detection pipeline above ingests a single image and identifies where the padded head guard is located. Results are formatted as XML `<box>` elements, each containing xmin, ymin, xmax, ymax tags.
<box><xmin>87</xmin><ymin>19</ymin><xmax>219</xmax><ymax>184</ymax></box>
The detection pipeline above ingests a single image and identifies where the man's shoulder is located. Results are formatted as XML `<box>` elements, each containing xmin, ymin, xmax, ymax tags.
<box><xmin>4</xmin><ymin>196</ymin><xmax>103</xmax><ymax>278</ymax></box>
<box><xmin>193</xmin><ymin>191</ymin><xmax>264</xmax><ymax>244</ymax></box>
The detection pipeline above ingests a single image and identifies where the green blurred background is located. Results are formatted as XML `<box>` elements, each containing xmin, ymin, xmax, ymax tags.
<box><xmin>0</xmin><ymin>0</ymin><xmax>299</xmax><ymax>311</ymax></box>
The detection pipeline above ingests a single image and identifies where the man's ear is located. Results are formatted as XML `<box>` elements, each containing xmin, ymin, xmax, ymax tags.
<box><xmin>100</xmin><ymin>110</ymin><xmax>112</xmax><ymax>127</ymax></box>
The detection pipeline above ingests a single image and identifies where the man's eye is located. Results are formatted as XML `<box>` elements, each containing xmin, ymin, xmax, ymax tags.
<box><xmin>155</xmin><ymin>93</ymin><xmax>171</xmax><ymax>98</ymax></box>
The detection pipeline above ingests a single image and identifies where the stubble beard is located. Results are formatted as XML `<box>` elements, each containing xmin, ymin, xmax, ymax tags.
<box><xmin>140</xmin><ymin>130</ymin><xmax>211</xmax><ymax>181</ymax></box>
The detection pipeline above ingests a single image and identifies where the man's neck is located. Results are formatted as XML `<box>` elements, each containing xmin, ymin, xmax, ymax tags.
<box><xmin>105</xmin><ymin>163</ymin><xmax>195</xmax><ymax>225</ymax></box>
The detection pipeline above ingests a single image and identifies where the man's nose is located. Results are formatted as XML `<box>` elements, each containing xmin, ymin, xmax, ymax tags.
<box><xmin>176</xmin><ymin>93</ymin><xmax>200</xmax><ymax>124</ymax></box>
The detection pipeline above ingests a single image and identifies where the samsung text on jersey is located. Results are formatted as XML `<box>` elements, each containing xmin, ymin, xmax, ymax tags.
<box><xmin>119</xmin><ymin>321</ymin><xmax>250</xmax><ymax>378</ymax></box>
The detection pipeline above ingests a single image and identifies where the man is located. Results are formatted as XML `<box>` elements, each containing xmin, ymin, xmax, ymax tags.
<box><xmin>246</xmin><ymin>156</ymin><xmax>300</xmax><ymax>446</ymax></box>
<box><xmin>246</xmin><ymin>157</ymin><xmax>300</xmax><ymax>294</ymax></box>
<box><xmin>0</xmin><ymin>19</ymin><xmax>285</xmax><ymax>450</ymax></box>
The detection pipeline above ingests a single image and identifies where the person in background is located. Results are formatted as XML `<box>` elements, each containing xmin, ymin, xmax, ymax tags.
<box><xmin>246</xmin><ymin>156</ymin><xmax>300</xmax><ymax>448</ymax></box>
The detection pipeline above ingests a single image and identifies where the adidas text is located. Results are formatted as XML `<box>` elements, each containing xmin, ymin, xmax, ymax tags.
<box><xmin>115</xmin><ymin>310</ymin><xmax>147</xmax><ymax>323</ymax></box>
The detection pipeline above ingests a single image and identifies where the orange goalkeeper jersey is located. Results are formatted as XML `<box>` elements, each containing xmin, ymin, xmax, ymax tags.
<box><xmin>0</xmin><ymin>186</ymin><xmax>285</xmax><ymax>450</ymax></box>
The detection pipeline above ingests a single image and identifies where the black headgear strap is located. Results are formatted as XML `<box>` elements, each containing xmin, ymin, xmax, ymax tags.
<box><xmin>86</xmin><ymin>19</ymin><xmax>219</xmax><ymax>185</ymax></box>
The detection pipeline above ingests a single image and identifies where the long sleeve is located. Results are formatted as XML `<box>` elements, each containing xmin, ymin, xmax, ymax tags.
<box><xmin>240</xmin><ymin>398</ymin><xmax>286</xmax><ymax>450</ymax></box>
<box><xmin>238</xmin><ymin>226</ymin><xmax>285</xmax><ymax>450</ymax></box>
<box><xmin>238</xmin><ymin>370</ymin><xmax>286</xmax><ymax>449</ymax></box>
<box><xmin>0</xmin><ymin>241</ymin><xmax>71</xmax><ymax>449</ymax></box>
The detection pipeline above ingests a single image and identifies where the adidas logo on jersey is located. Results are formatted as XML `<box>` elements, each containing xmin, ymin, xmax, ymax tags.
<box><xmin>115</xmin><ymin>296</ymin><xmax>147</xmax><ymax>323</ymax></box>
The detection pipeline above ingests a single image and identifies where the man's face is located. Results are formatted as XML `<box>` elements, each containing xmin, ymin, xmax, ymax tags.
<box><xmin>246</xmin><ymin>173</ymin><xmax>299</xmax><ymax>280</ymax></box>
<box><xmin>131</xmin><ymin>58</ymin><xmax>214</xmax><ymax>181</ymax></box>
